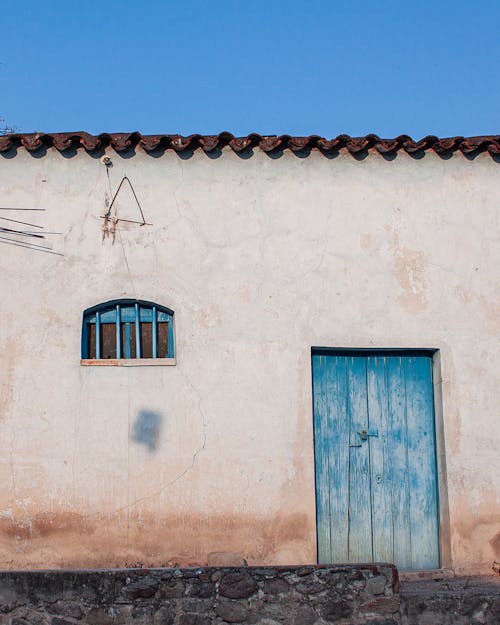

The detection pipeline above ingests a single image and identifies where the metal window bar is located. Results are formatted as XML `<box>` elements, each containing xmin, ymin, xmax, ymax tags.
<box><xmin>152</xmin><ymin>306</ymin><xmax>158</xmax><ymax>358</ymax></box>
<box><xmin>116</xmin><ymin>304</ymin><xmax>121</xmax><ymax>359</ymax></box>
<box><xmin>83</xmin><ymin>301</ymin><xmax>173</xmax><ymax>360</ymax></box>
<box><xmin>124</xmin><ymin>323</ymin><xmax>131</xmax><ymax>358</ymax></box>
<box><xmin>135</xmin><ymin>303</ymin><xmax>141</xmax><ymax>358</ymax></box>
<box><xmin>95</xmin><ymin>311</ymin><xmax>101</xmax><ymax>359</ymax></box>
<box><xmin>168</xmin><ymin>318</ymin><xmax>174</xmax><ymax>358</ymax></box>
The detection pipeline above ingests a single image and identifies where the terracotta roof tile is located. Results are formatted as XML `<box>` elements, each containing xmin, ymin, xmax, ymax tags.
<box><xmin>0</xmin><ymin>132</ymin><xmax>499</xmax><ymax>157</ymax></box>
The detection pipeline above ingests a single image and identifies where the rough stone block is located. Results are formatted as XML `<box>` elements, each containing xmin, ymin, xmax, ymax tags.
<box><xmin>0</xmin><ymin>584</ymin><xmax>19</xmax><ymax>613</ymax></box>
<box><xmin>219</xmin><ymin>571</ymin><xmax>258</xmax><ymax>599</ymax></box>
<box><xmin>296</xmin><ymin>567</ymin><xmax>315</xmax><ymax>576</ymax></box>
<box><xmin>215</xmin><ymin>600</ymin><xmax>249</xmax><ymax>622</ymax></box>
<box><xmin>122</xmin><ymin>576</ymin><xmax>159</xmax><ymax>599</ymax></box>
<box><xmin>19</xmin><ymin>614</ymin><xmax>47</xmax><ymax>625</ymax></box>
<box><xmin>186</xmin><ymin>579</ymin><xmax>215</xmax><ymax>598</ymax></box>
<box><xmin>160</xmin><ymin>580</ymin><xmax>185</xmax><ymax>598</ymax></box>
<box><xmin>321</xmin><ymin>599</ymin><xmax>353</xmax><ymax>621</ymax></box>
<box><xmin>291</xmin><ymin>604</ymin><xmax>318</xmax><ymax>625</ymax></box>
<box><xmin>50</xmin><ymin>618</ymin><xmax>73</xmax><ymax>625</ymax></box>
<box><xmin>51</xmin><ymin>600</ymin><xmax>85</xmax><ymax>619</ymax></box>
<box><xmin>295</xmin><ymin>576</ymin><xmax>325</xmax><ymax>595</ymax></box>
<box><xmin>153</xmin><ymin>606</ymin><xmax>175</xmax><ymax>625</ymax></box>
<box><xmin>178</xmin><ymin>615</ymin><xmax>212</xmax><ymax>625</ymax></box>
<box><xmin>361</xmin><ymin>596</ymin><xmax>400</xmax><ymax>614</ymax></box>
<box><xmin>263</xmin><ymin>578</ymin><xmax>290</xmax><ymax>595</ymax></box>
<box><xmin>85</xmin><ymin>606</ymin><xmax>114</xmax><ymax>625</ymax></box>
<box><xmin>365</xmin><ymin>576</ymin><xmax>388</xmax><ymax>596</ymax></box>
<box><xmin>182</xmin><ymin>598</ymin><xmax>215</xmax><ymax>613</ymax></box>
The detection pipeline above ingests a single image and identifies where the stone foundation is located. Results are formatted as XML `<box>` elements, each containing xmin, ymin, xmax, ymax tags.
<box><xmin>0</xmin><ymin>565</ymin><xmax>398</xmax><ymax>625</ymax></box>
<box><xmin>400</xmin><ymin>576</ymin><xmax>500</xmax><ymax>625</ymax></box>
<box><xmin>1</xmin><ymin>566</ymin><xmax>498</xmax><ymax>624</ymax></box>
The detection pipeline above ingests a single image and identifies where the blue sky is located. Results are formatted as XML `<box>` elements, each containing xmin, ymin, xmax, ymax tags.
<box><xmin>1</xmin><ymin>1</ymin><xmax>499</xmax><ymax>137</ymax></box>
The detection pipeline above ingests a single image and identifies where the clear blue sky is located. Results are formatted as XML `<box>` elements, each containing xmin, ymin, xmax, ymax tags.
<box><xmin>1</xmin><ymin>1</ymin><xmax>499</xmax><ymax>138</ymax></box>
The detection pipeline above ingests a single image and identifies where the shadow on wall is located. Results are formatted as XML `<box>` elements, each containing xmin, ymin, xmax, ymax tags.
<box><xmin>132</xmin><ymin>410</ymin><xmax>163</xmax><ymax>452</ymax></box>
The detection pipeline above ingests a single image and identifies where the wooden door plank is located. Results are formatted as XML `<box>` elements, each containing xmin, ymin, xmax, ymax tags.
<box><xmin>405</xmin><ymin>356</ymin><xmax>440</xmax><ymax>569</ymax></box>
<box><xmin>329</xmin><ymin>355</ymin><xmax>350</xmax><ymax>562</ymax></box>
<box><xmin>347</xmin><ymin>356</ymin><xmax>373</xmax><ymax>562</ymax></box>
<box><xmin>367</xmin><ymin>355</ymin><xmax>394</xmax><ymax>563</ymax></box>
<box><xmin>386</xmin><ymin>356</ymin><xmax>412</xmax><ymax>569</ymax></box>
<box><xmin>312</xmin><ymin>354</ymin><xmax>333</xmax><ymax>563</ymax></box>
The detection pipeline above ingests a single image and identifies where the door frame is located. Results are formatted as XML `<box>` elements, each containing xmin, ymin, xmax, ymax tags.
<box><xmin>310</xmin><ymin>346</ymin><xmax>451</xmax><ymax>570</ymax></box>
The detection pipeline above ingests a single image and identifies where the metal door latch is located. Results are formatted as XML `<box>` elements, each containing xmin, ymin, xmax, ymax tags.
<box><xmin>358</xmin><ymin>429</ymin><xmax>378</xmax><ymax>441</ymax></box>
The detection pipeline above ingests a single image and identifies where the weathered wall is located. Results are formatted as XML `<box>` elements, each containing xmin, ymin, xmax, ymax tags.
<box><xmin>0</xmin><ymin>147</ymin><xmax>499</xmax><ymax>574</ymax></box>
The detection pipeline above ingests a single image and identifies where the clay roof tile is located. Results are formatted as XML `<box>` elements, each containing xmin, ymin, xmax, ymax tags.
<box><xmin>0</xmin><ymin>132</ymin><xmax>498</xmax><ymax>158</ymax></box>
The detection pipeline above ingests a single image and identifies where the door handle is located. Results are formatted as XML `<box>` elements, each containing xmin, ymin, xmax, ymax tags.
<box><xmin>358</xmin><ymin>429</ymin><xmax>378</xmax><ymax>441</ymax></box>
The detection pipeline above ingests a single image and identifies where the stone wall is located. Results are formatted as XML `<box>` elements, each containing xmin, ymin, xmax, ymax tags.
<box><xmin>0</xmin><ymin>565</ymin><xmax>399</xmax><ymax>625</ymax></box>
<box><xmin>2</xmin><ymin>567</ymin><xmax>499</xmax><ymax>624</ymax></box>
<box><xmin>400</xmin><ymin>576</ymin><xmax>500</xmax><ymax>625</ymax></box>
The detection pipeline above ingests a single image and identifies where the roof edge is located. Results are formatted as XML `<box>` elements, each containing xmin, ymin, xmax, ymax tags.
<box><xmin>1</xmin><ymin>132</ymin><xmax>499</xmax><ymax>157</ymax></box>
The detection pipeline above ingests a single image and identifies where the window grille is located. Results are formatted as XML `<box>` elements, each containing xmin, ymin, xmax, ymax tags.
<box><xmin>82</xmin><ymin>300</ymin><xmax>174</xmax><ymax>360</ymax></box>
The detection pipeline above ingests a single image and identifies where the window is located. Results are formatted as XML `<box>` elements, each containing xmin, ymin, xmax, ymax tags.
<box><xmin>81</xmin><ymin>299</ymin><xmax>175</xmax><ymax>365</ymax></box>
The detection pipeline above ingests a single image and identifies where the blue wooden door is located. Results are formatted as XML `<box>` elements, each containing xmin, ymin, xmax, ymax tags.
<box><xmin>312</xmin><ymin>351</ymin><xmax>439</xmax><ymax>570</ymax></box>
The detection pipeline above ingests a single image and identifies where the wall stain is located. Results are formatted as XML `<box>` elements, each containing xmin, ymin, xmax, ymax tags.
<box><xmin>0</xmin><ymin>509</ymin><xmax>313</xmax><ymax>569</ymax></box>
<box><xmin>131</xmin><ymin>410</ymin><xmax>162</xmax><ymax>453</ymax></box>
<box><xmin>360</xmin><ymin>233</ymin><xmax>374</xmax><ymax>251</ymax></box>
<box><xmin>455</xmin><ymin>286</ymin><xmax>473</xmax><ymax>304</ymax></box>
<box><xmin>195</xmin><ymin>305</ymin><xmax>222</xmax><ymax>329</ymax></box>
<box><xmin>490</xmin><ymin>531</ymin><xmax>500</xmax><ymax>558</ymax></box>
<box><xmin>451</xmin><ymin>492</ymin><xmax>500</xmax><ymax>573</ymax></box>
<box><xmin>391</xmin><ymin>234</ymin><xmax>428</xmax><ymax>313</ymax></box>
<box><xmin>0</xmin><ymin>511</ymin><xmax>94</xmax><ymax>540</ymax></box>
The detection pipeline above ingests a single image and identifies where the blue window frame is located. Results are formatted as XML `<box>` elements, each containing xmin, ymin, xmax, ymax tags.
<box><xmin>82</xmin><ymin>299</ymin><xmax>174</xmax><ymax>360</ymax></box>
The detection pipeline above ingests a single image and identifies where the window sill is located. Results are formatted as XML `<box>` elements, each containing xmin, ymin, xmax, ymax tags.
<box><xmin>81</xmin><ymin>358</ymin><xmax>176</xmax><ymax>367</ymax></box>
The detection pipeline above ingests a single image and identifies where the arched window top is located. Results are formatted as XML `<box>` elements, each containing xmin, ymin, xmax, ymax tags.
<box><xmin>81</xmin><ymin>299</ymin><xmax>175</xmax><ymax>365</ymax></box>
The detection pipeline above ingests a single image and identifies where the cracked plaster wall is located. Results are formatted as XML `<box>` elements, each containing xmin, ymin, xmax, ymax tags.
<box><xmin>0</xmin><ymin>147</ymin><xmax>498</xmax><ymax>574</ymax></box>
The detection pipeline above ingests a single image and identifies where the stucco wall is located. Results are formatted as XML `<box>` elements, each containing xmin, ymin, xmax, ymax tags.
<box><xmin>0</xmin><ymin>147</ymin><xmax>498</xmax><ymax>574</ymax></box>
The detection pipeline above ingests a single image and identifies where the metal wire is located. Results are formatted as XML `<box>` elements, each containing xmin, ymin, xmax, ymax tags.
<box><xmin>0</xmin><ymin>216</ymin><xmax>44</xmax><ymax>228</ymax></box>
<box><xmin>0</xmin><ymin>235</ymin><xmax>63</xmax><ymax>256</ymax></box>
<box><xmin>105</xmin><ymin>176</ymin><xmax>146</xmax><ymax>224</ymax></box>
<box><xmin>0</xmin><ymin>226</ymin><xmax>45</xmax><ymax>239</ymax></box>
